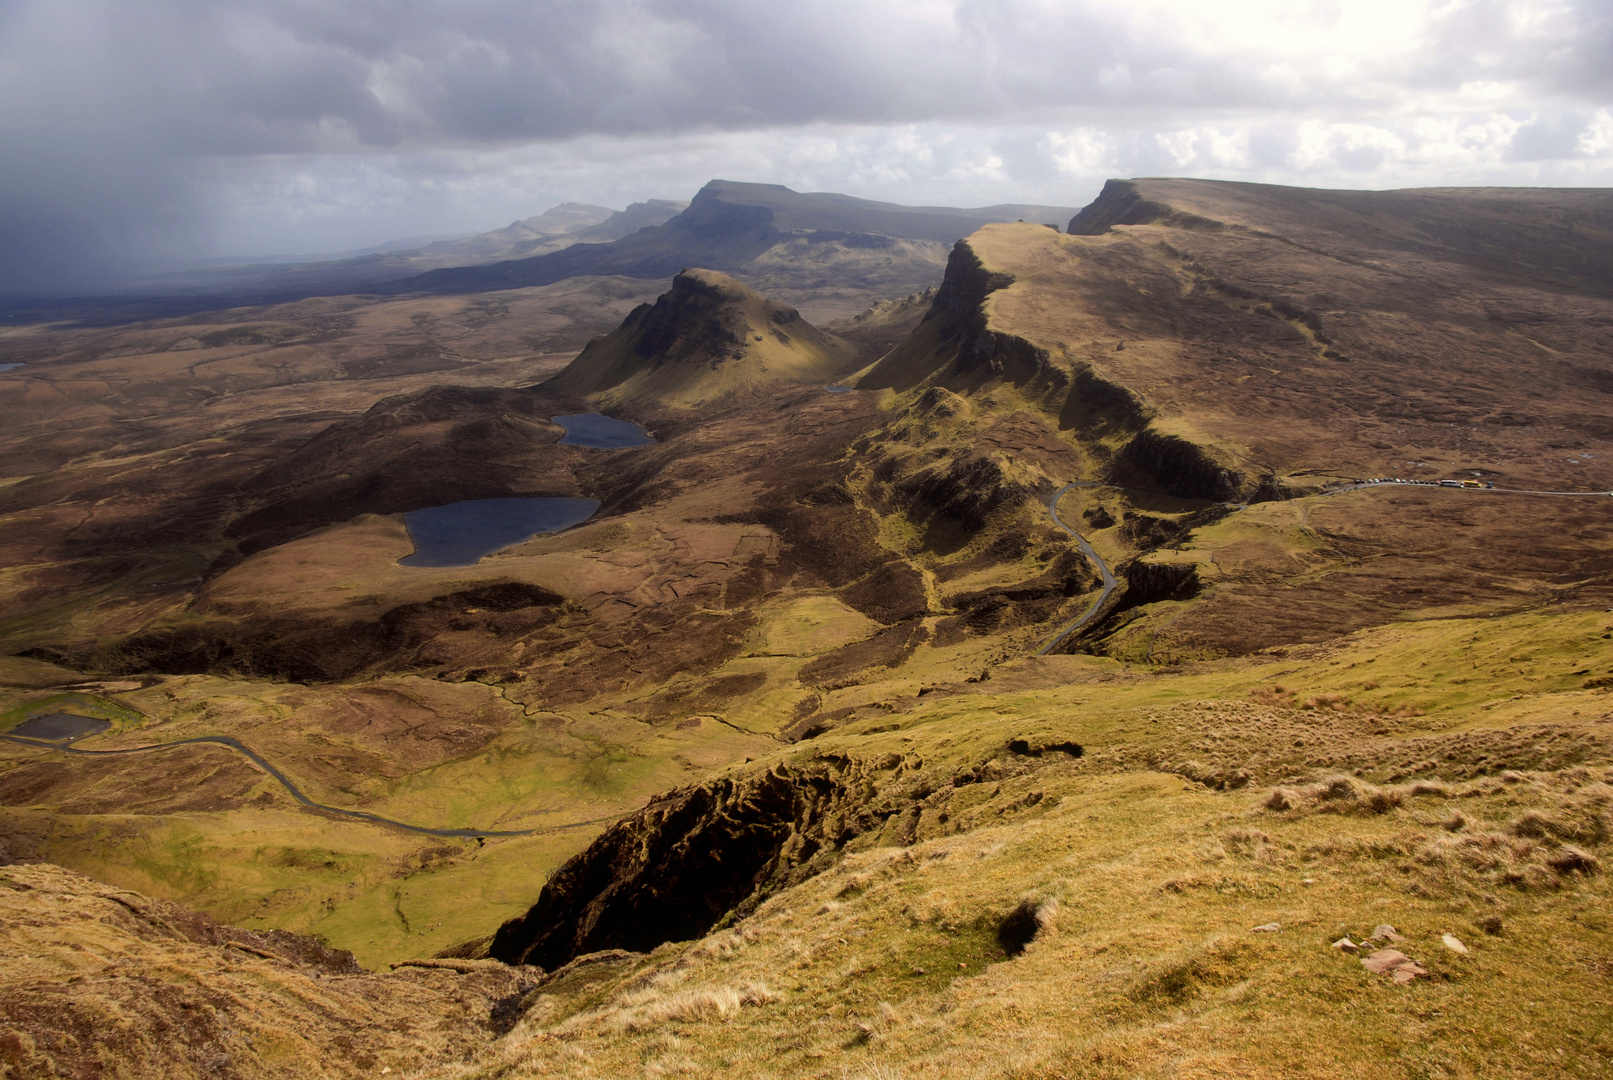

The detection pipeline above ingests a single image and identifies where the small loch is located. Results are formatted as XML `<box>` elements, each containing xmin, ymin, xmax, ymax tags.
<box><xmin>400</xmin><ymin>497</ymin><xmax>601</xmax><ymax>567</ymax></box>
<box><xmin>552</xmin><ymin>413</ymin><xmax>654</xmax><ymax>448</ymax></box>
<box><xmin>0</xmin><ymin>362</ymin><xmax>25</xmax><ymax>373</ymax></box>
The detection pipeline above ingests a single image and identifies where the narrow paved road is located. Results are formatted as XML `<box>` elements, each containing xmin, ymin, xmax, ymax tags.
<box><xmin>0</xmin><ymin>732</ymin><xmax>613</xmax><ymax>839</ymax></box>
<box><xmin>1333</xmin><ymin>479</ymin><xmax>1613</xmax><ymax>498</ymax></box>
<box><xmin>1036</xmin><ymin>482</ymin><xmax>1121</xmax><ymax>656</ymax></box>
<box><xmin>1032</xmin><ymin>474</ymin><xmax>1610</xmax><ymax>656</ymax></box>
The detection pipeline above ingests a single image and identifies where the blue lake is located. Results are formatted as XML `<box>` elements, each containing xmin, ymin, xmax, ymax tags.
<box><xmin>0</xmin><ymin>363</ymin><xmax>24</xmax><ymax>373</ymax></box>
<box><xmin>824</xmin><ymin>384</ymin><xmax>855</xmax><ymax>393</ymax></box>
<box><xmin>400</xmin><ymin>497</ymin><xmax>601</xmax><ymax>567</ymax></box>
<box><xmin>552</xmin><ymin>412</ymin><xmax>653</xmax><ymax>448</ymax></box>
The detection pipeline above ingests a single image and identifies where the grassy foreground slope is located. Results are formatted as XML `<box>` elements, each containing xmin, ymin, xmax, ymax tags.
<box><xmin>434</xmin><ymin>607</ymin><xmax>1612</xmax><ymax>1079</ymax></box>
<box><xmin>5</xmin><ymin>607</ymin><xmax>1609</xmax><ymax>1078</ymax></box>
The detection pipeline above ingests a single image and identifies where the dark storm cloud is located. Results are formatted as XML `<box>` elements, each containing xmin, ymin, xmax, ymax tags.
<box><xmin>3</xmin><ymin>0</ymin><xmax>1612</xmax><ymax>294</ymax></box>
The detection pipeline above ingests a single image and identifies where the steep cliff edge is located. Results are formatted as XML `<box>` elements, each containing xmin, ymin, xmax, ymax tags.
<box><xmin>484</xmin><ymin>742</ymin><xmax>1089</xmax><ymax>970</ymax></box>
<box><xmin>856</xmin><ymin>223</ymin><xmax>1249</xmax><ymax>502</ymax></box>
<box><xmin>855</xmin><ymin>240</ymin><xmax>1049</xmax><ymax>391</ymax></box>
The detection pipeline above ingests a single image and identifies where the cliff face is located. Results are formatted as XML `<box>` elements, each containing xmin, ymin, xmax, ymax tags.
<box><xmin>1119</xmin><ymin>429</ymin><xmax>1244</xmax><ymax>502</ymax></box>
<box><xmin>1066</xmin><ymin>179</ymin><xmax>1228</xmax><ymax>235</ymax></box>
<box><xmin>488</xmin><ymin>757</ymin><xmax>884</xmax><ymax>968</ymax></box>
<box><xmin>856</xmin><ymin>239</ymin><xmax>1049</xmax><ymax>390</ymax></box>
<box><xmin>485</xmin><ymin>738</ymin><xmax>1089</xmax><ymax>971</ymax></box>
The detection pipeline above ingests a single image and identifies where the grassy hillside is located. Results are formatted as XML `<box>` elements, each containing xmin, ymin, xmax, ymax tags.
<box><xmin>545</xmin><ymin>269</ymin><xmax>861</xmax><ymax>407</ymax></box>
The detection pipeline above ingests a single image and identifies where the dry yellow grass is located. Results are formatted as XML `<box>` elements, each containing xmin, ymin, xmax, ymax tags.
<box><xmin>0</xmin><ymin>862</ymin><xmax>530</xmax><ymax>1079</ymax></box>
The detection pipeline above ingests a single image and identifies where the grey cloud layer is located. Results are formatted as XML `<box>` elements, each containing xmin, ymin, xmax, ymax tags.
<box><xmin>1</xmin><ymin>0</ymin><xmax>1611</xmax><ymax>293</ymax></box>
<box><xmin>12</xmin><ymin>0</ymin><xmax>1610</xmax><ymax>151</ymax></box>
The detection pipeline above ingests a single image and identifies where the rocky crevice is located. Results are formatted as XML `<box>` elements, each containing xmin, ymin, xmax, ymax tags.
<box><xmin>485</xmin><ymin>744</ymin><xmax>1079</xmax><ymax>969</ymax></box>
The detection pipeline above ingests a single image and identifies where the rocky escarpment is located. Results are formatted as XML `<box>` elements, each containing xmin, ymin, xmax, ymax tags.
<box><xmin>1066</xmin><ymin>178</ymin><xmax>1230</xmax><ymax>236</ymax></box>
<box><xmin>1118</xmin><ymin>559</ymin><xmax>1201</xmax><ymax>607</ymax></box>
<box><xmin>488</xmin><ymin>758</ymin><xmax>884</xmax><ymax>968</ymax></box>
<box><xmin>486</xmin><ymin>741</ymin><xmax>1085</xmax><ymax>970</ymax></box>
<box><xmin>856</xmin><ymin>240</ymin><xmax>1051</xmax><ymax>391</ymax></box>
<box><xmin>1119</xmin><ymin>429</ymin><xmax>1244</xmax><ymax>502</ymax></box>
<box><xmin>929</xmin><ymin>241</ymin><xmax>1050</xmax><ymax>381</ymax></box>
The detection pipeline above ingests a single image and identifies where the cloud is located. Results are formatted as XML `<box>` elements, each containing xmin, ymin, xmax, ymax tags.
<box><xmin>1</xmin><ymin>0</ymin><xmax>1611</xmax><ymax>291</ymax></box>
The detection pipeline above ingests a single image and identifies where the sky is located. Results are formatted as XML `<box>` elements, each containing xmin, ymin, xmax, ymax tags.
<box><xmin>1</xmin><ymin>0</ymin><xmax>1611</xmax><ymax>293</ymax></box>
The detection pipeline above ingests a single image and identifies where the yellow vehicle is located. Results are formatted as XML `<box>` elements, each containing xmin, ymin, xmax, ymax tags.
<box><xmin>1461</xmin><ymin>479</ymin><xmax>1483</xmax><ymax>488</ymax></box>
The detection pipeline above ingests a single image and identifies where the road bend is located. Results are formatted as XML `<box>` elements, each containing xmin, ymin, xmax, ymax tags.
<box><xmin>1036</xmin><ymin>482</ymin><xmax>1121</xmax><ymax>657</ymax></box>
<box><xmin>0</xmin><ymin>732</ymin><xmax>615</xmax><ymax>839</ymax></box>
<box><xmin>1031</xmin><ymin>475</ymin><xmax>1610</xmax><ymax>657</ymax></box>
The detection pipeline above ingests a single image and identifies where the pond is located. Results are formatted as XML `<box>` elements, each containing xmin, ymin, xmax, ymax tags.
<box><xmin>824</xmin><ymin>384</ymin><xmax>856</xmax><ymax>393</ymax></box>
<box><xmin>400</xmin><ymin>497</ymin><xmax>601</xmax><ymax>567</ymax></box>
<box><xmin>0</xmin><ymin>363</ymin><xmax>24</xmax><ymax>373</ymax></box>
<box><xmin>8</xmin><ymin>713</ymin><xmax>111</xmax><ymax>742</ymax></box>
<box><xmin>552</xmin><ymin>412</ymin><xmax>654</xmax><ymax>448</ymax></box>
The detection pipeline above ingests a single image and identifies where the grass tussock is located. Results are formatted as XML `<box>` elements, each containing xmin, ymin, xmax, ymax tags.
<box><xmin>599</xmin><ymin>979</ymin><xmax>778</xmax><ymax>1033</ymax></box>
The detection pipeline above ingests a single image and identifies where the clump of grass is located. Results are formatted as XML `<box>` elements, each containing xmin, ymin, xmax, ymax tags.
<box><xmin>601</xmin><ymin>981</ymin><xmax>778</xmax><ymax>1033</ymax></box>
<box><xmin>1249</xmin><ymin>684</ymin><xmax>1298</xmax><ymax>707</ymax></box>
<box><xmin>1125</xmin><ymin>937</ymin><xmax>1253</xmax><ymax>1009</ymax></box>
<box><xmin>1264</xmin><ymin>774</ymin><xmax>1470</xmax><ymax>818</ymax></box>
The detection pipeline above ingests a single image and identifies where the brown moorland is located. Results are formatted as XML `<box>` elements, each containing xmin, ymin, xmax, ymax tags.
<box><xmin>2</xmin><ymin>179</ymin><xmax>1613</xmax><ymax>1078</ymax></box>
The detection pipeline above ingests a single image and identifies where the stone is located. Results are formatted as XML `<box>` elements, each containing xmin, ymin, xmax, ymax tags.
<box><xmin>1370</xmin><ymin>923</ymin><xmax>1406</xmax><ymax>943</ymax></box>
<box><xmin>1331</xmin><ymin>936</ymin><xmax>1360</xmax><ymax>952</ymax></box>
<box><xmin>1362</xmin><ymin>949</ymin><xmax>1427</xmax><ymax>984</ymax></box>
<box><xmin>1441</xmin><ymin>933</ymin><xmax>1469</xmax><ymax>955</ymax></box>
<box><xmin>1251</xmin><ymin>922</ymin><xmax>1281</xmax><ymax>932</ymax></box>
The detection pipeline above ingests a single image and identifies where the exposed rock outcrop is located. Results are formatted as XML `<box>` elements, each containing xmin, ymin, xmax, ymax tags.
<box><xmin>1119</xmin><ymin>559</ymin><xmax>1201</xmax><ymax>607</ymax></box>
<box><xmin>488</xmin><ymin>759</ymin><xmax>884</xmax><ymax>969</ymax></box>
<box><xmin>1067</xmin><ymin>179</ymin><xmax>1229</xmax><ymax>236</ymax></box>
<box><xmin>1119</xmin><ymin>429</ymin><xmax>1244</xmax><ymax>501</ymax></box>
<box><xmin>857</xmin><ymin>240</ymin><xmax>1049</xmax><ymax>390</ymax></box>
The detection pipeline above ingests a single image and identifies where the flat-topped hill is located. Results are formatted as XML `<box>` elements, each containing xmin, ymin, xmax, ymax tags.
<box><xmin>859</xmin><ymin>179</ymin><xmax>1613</xmax><ymax>497</ymax></box>
<box><xmin>544</xmin><ymin>268</ymin><xmax>860</xmax><ymax>406</ymax></box>
<box><xmin>398</xmin><ymin>181</ymin><xmax>1080</xmax><ymax>321</ymax></box>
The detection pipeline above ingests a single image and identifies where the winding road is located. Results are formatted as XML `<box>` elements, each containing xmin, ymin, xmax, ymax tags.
<box><xmin>1033</xmin><ymin>473</ymin><xmax>1613</xmax><ymax>656</ymax></box>
<box><xmin>1035</xmin><ymin>482</ymin><xmax>1122</xmax><ymax>656</ymax></box>
<box><xmin>1330</xmin><ymin>479</ymin><xmax>1613</xmax><ymax>498</ymax></box>
<box><xmin>0</xmin><ymin>732</ymin><xmax>613</xmax><ymax>839</ymax></box>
